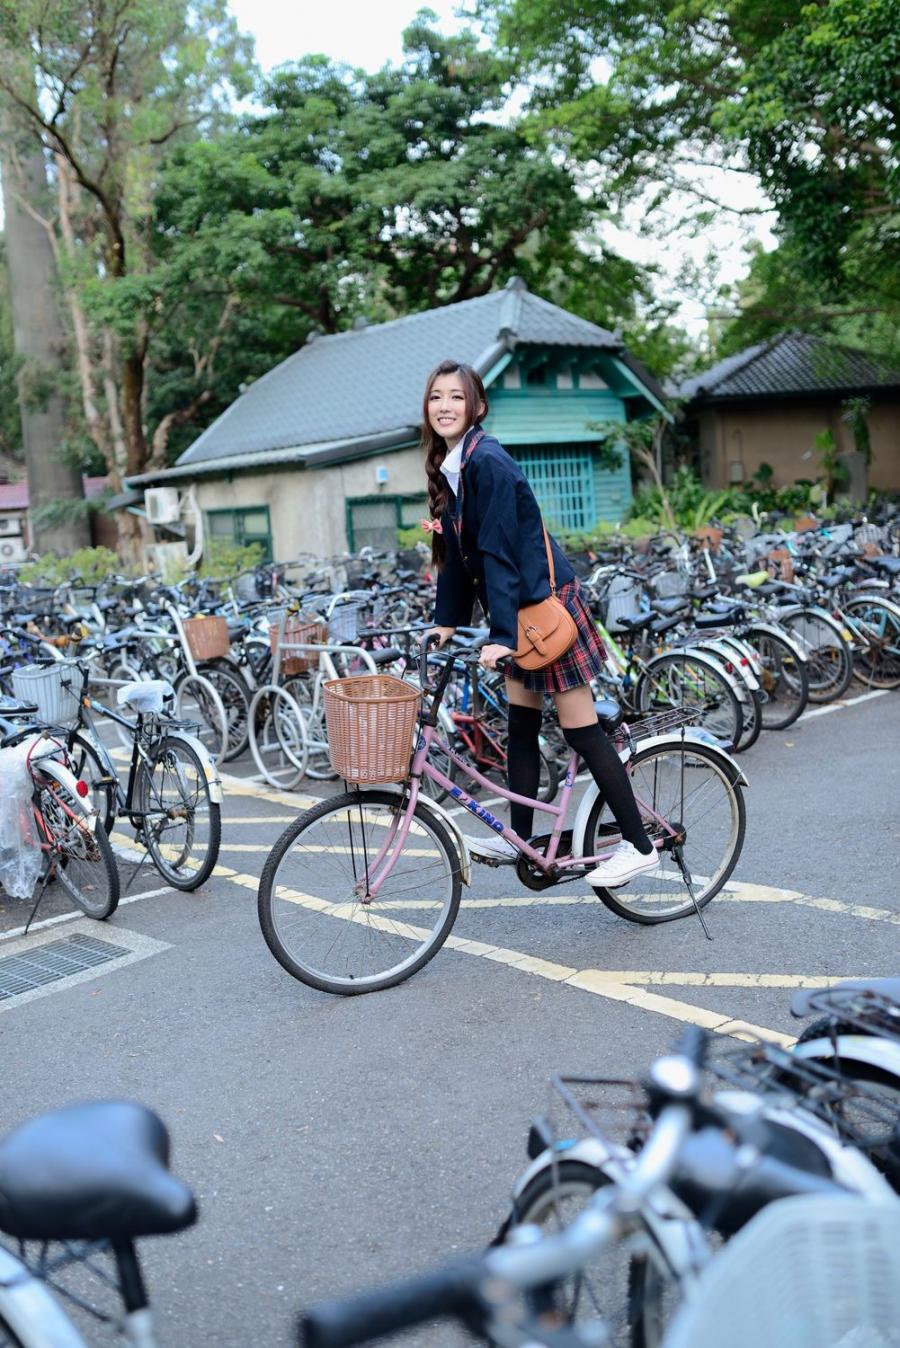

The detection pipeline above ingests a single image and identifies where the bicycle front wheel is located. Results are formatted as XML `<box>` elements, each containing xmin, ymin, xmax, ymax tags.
<box><xmin>135</xmin><ymin>736</ymin><xmax>222</xmax><ymax>890</ymax></box>
<box><xmin>746</xmin><ymin>629</ymin><xmax>809</xmax><ymax>729</ymax></box>
<box><xmin>258</xmin><ymin>790</ymin><xmax>462</xmax><ymax>995</ymax></box>
<box><xmin>585</xmin><ymin>741</ymin><xmax>745</xmax><ymax>923</ymax></box>
<box><xmin>39</xmin><ymin>783</ymin><xmax>120</xmax><ymax>920</ymax></box>
<box><xmin>175</xmin><ymin>673</ymin><xmax>228</xmax><ymax>764</ymax></box>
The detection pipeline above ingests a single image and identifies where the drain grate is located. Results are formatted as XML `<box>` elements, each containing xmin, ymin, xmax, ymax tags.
<box><xmin>0</xmin><ymin>933</ymin><xmax>130</xmax><ymax>1000</ymax></box>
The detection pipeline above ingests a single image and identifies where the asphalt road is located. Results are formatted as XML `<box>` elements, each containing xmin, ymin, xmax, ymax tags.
<box><xmin>0</xmin><ymin>686</ymin><xmax>897</xmax><ymax>1345</ymax></box>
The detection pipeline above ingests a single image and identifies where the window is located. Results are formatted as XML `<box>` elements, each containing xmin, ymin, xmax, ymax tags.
<box><xmin>346</xmin><ymin>494</ymin><xmax>427</xmax><ymax>551</ymax></box>
<box><xmin>513</xmin><ymin>445</ymin><xmax>597</xmax><ymax>533</ymax></box>
<box><xmin>206</xmin><ymin>506</ymin><xmax>273</xmax><ymax>562</ymax></box>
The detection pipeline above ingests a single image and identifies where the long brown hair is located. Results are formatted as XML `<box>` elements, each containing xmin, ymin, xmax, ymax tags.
<box><xmin>421</xmin><ymin>360</ymin><xmax>489</xmax><ymax>567</ymax></box>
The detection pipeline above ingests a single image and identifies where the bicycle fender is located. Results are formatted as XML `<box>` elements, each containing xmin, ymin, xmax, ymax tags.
<box><xmin>748</xmin><ymin>621</ymin><xmax>809</xmax><ymax>665</ymax></box>
<box><xmin>793</xmin><ymin>1034</ymin><xmax>900</xmax><ymax>1083</ymax></box>
<box><xmin>695</xmin><ymin>639</ymin><xmax>761</xmax><ymax>693</ymax></box>
<box><xmin>378</xmin><ymin>787</ymin><xmax>471</xmax><ymax>886</ymax></box>
<box><xmin>34</xmin><ymin>759</ymin><xmax>98</xmax><ymax>833</ymax></box>
<box><xmin>0</xmin><ymin>1243</ymin><xmax>89</xmax><ymax>1346</ymax></box>
<box><xmin>164</xmin><ymin>730</ymin><xmax>224</xmax><ymax>804</ymax></box>
<box><xmin>654</xmin><ymin>645</ymin><xmax>750</xmax><ymax>702</ymax></box>
<box><xmin>571</xmin><ymin>732</ymin><xmax>748</xmax><ymax>862</ymax></box>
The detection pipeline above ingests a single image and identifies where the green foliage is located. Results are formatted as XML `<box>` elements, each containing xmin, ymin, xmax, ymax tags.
<box><xmin>483</xmin><ymin>0</ymin><xmax>900</xmax><ymax>354</ymax></box>
<box><xmin>815</xmin><ymin>428</ymin><xmax>850</xmax><ymax>502</ymax></box>
<box><xmin>0</xmin><ymin>239</ymin><xmax>21</xmax><ymax>460</ymax></box>
<box><xmin>18</xmin><ymin>546</ymin><xmax>122</xmax><ymax>586</ymax></box>
<box><xmin>197</xmin><ymin>538</ymin><xmax>263</xmax><ymax>579</ymax></box>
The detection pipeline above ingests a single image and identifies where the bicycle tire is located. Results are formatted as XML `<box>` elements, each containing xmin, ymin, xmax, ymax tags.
<box><xmin>0</xmin><ymin>1312</ymin><xmax>24</xmax><ymax>1347</ymax></box>
<box><xmin>258</xmin><ymin>789</ymin><xmax>462</xmax><ymax>995</ymax></box>
<box><xmin>67</xmin><ymin>730</ymin><xmax>119</xmax><ymax>836</ymax></box>
<box><xmin>637</xmin><ymin>654</ymin><xmax>743</xmax><ymax>749</ymax></box>
<box><xmin>199</xmin><ymin>660</ymin><xmax>252</xmax><ymax>761</ymax></box>
<box><xmin>745</xmin><ymin>629</ymin><xmax>809</xmax><ymax>730</ymax></box>
<box><xmin>585</xmin><ymin>740</ymin><xmax>746</xmax><ymax>924</ymax></box>
<box><xmin>174</xmin><ymin>672</ymin><xmax>228</xmax><ymax>764</ymax></box>
<box><xmin>135</xmin><ymin>736</ymin><xmax>222</xmax><ymax>890</ymax></box>
<box><xmin>38</xmin><ymin>783</ymin><xmax>120</xmax><ymax>920</ymax></box>
<box><xmin>841</xmin><ymin>595</ymin><xmax>900</xmax><ymax>689</ymax></box>
<box><xmin>779</xmin><ymin>610</ymin><xmax>853</xmax><ymax>702</ymax></box>
<box><xmin>734</xmin><ymin>687</ymin><xmax>763</xmax><ymax>752</ymax></box>
<box><xmin>502</xmin><ymin>1161</ymin><xmax>634</xmax><ymax>1344</ymax></box>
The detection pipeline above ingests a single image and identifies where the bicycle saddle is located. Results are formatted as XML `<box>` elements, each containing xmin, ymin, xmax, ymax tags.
<box><xmin>614</xmin><ymin>612</ymin><xmax>654</xmax><ymax>633</ymax></box>
<box><xmin>869</xmin><ymin>555</ymin><xmax>900</xmax><ymax>575</ymax></box>
<box><xmin>593</xmin><ymin>697</ymin><xmax>623</xmax><ymax>732</ymax></box>
<box><xmin>790</xmin><ymin>976</ymin><xmax>900</xmax><ymax>1017</ymax></box>
<box><xmin>0</xmin><ymin>1100</ymin><xmax>197</xmax><ymax>1241</ymax></box>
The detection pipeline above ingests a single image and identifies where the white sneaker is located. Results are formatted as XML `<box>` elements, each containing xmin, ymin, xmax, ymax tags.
<box><xmin>463</xmin><ymin>833</ymin><xmax>519</xmax><ymax>865</ymax></box>
<box><xmin>585</xmin><ymin>841</ymin><xmax>660</xmax><ymax>888</ymax></box>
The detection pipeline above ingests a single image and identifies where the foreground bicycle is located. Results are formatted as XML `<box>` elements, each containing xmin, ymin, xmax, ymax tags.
<box><xmin>300</xmin><ymin>1027</ymin><xmax>900</xmax><ymax>1347</ymax></box>
<box><xmin>258</xmin><ymin>637</ymin><xmax>747</xmax><ymax>995</ymax></box>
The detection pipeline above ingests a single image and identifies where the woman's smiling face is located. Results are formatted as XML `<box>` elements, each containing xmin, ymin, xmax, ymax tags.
<box><xmin>427</xmin><ymin>373</ymin><xmax>482</xmax><ymax>443</ymax></box>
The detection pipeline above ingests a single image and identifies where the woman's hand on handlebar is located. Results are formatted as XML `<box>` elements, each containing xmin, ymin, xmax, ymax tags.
<box><xmin>426</xmin><ymin>626</ymin><xmax>456</xmax><ymax>648</ymax></box>
<box><xmin>480</xmin><ymin>643</ymin><xmax>514</xmax><ymax>671</ymax></box>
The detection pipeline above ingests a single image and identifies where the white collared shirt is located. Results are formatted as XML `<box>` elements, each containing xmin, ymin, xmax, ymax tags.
<box><xmin>440</xmin><ymin>428</ymin><xmax>473</xmax><ymax>498</ymax></box>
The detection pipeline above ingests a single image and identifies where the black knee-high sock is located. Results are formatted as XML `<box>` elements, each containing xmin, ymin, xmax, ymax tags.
<box><xmin>506</xmin><ymin>704</ymin><xmax>542</xmax><ymax>840</ymax></box>
<box><xmin>562</xmin><ymin>722</ymin><xmax>653</xmax><ymax>853</ymax></box>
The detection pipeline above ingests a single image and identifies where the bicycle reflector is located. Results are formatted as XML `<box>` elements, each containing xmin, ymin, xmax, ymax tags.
<box><xmin>75</xmin><ymin>780</ymin><xmax>90</xmax><ymax>798</ymax></box>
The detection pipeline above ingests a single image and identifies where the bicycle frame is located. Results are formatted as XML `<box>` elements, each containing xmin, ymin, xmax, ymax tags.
<box><xmin>352</xmin><ymin>719</ymin><xmax>677</xmax><ymax>902</ymax></box>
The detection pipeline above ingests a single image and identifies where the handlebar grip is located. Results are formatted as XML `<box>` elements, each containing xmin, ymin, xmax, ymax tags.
<box><xmin>671</xmin><ymin>1025</ymin><xmax>708</xmax><ymax>1068</ymax></box>
<box><xmin>300</xmin><ymin>1255</ymin><xmax>485</xmax><ymax>1348</ymax></box>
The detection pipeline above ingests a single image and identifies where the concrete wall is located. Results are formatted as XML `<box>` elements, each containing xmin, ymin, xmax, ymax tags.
<box><xmin>700</xmin><ymin>399</ymin><xmax>900</xmax><ymax>491</ymax></box>
<box><xmin>195</xmin><ymin>446</ymin><xmax>427</xmax><ymax>559</ymax></box>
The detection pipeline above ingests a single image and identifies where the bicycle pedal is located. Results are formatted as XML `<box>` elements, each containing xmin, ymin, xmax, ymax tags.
<box><xmin>471</xmin><ymin>853</ymin><xmax>503</xmax><ymax>867</ymax></box>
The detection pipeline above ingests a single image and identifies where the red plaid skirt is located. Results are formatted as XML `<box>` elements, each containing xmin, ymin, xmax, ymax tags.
<box><xmin>506</xmin><ymin>579</ymin><xmax>608</xmax><ymax>693</ymax></box>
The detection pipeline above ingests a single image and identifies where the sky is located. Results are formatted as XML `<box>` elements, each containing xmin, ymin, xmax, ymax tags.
<box><xmin>228</xmin><ymin>0</ymin><xmax>777</xmax><ymax>341</ymax></box>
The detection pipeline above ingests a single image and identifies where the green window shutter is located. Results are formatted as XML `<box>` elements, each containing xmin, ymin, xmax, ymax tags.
<box><xmin>513</xmin><ymin>445</ymin><xmax>597</xmax><ymax>532</ymax></box>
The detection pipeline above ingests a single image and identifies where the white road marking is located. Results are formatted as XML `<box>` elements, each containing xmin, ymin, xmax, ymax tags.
<box><xmin>799</xmin><ymin>688</ymin><xmax>890</xmax><ymax>720</ymax></box>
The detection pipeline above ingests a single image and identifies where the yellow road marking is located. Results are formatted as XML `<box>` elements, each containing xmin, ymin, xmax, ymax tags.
<box><xmin>596</xmin><ymin>971</ymin><xmax>859</xmax><ymax>989</ymax></box>
<box><xmin>217</xmin><ymin>773</ymin><xmax>318</xmax><ymax>810</ymax></box>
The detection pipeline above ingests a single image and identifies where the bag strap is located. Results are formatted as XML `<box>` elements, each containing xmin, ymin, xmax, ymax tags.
<box><xmin>451</xmin><ymin>431</ymin><xmax>558</xmax><ymax>598</ymax></box>
<box><xmin>543</xmin><ymin>526</ymin><xmax>558</xmax><ymax>597</ymax></box>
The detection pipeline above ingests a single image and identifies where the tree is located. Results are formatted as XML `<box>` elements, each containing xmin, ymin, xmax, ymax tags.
<box><xmin>0</xmin><ymin>0</ymin><xmax>254</xmax><ymax>536</ymax></box>
<box><xmin>148</xmin><ymin>18</ymin><xmax>679</xmax><ymax>461</ymax></box>
<box><xmin>481</xmin><ymin>0</ymin><xmax>900</xmax><ymax>341</ymax></box>
<box><xmin>0</xmin><ymin>107</ymin><xmax>89</xmax><ymax>551</ymax></box>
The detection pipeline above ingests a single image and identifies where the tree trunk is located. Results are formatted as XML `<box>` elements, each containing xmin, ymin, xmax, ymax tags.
<box><xmin>0</xmin><ymin>109</ymin><xmax>89</xmax><ymax>554</ymax></box>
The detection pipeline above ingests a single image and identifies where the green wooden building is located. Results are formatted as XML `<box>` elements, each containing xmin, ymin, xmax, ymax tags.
<box><xmin>130</xmin><ymin>278</ymin><xmax>667</xmax><ymax>560</ymax></box>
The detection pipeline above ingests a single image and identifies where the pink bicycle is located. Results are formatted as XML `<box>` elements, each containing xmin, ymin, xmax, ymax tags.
<box><xmin>258</xmin><ymin>640</ymin><xmax>747</xmax><ymax>995</ymax></box>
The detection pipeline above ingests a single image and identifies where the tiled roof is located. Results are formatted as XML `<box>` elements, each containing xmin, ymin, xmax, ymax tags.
<box><xmin>0</xmin><ymin>476</ymin><xmax>107</xmax><ymax>511</ymax></box>
<box><xmin>679</xmin><ymin>332</ymin><xmax>900</xmax><ymax>401</ymax></box>
<box><xmin>174</xmin><ymin>279</ymin><xmax>623</xmax><ymax>470</ymax></box>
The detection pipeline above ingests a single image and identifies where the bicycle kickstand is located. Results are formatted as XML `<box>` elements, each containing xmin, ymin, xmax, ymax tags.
<box><xmin>671</xmin><ymin>843</ymin><xmax>713</xmax><ymax>941</ymax></box>
<box><xmin>24</xmin><ymin>862</ymin><xmax>53</xmax><ymax>935</ymax></box>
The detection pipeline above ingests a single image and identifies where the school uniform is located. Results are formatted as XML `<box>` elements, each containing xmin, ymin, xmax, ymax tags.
<box><xmin>432</xmin><ymin>426</ymin><xmax>606</xmax><ymax>693</ymax></box>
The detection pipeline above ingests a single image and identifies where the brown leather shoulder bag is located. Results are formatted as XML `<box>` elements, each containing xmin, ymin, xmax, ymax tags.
<box><xmin>514</xmin><ymin>528</ymin><xmax>578</xmax><ymax>671</ymax></box>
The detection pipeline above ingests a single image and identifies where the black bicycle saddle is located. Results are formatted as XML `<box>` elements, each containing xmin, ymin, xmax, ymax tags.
<box><xmin>0</xmin><ymin>1100</ymin><xmax>197</xmax><ymax>1242</ymax></box>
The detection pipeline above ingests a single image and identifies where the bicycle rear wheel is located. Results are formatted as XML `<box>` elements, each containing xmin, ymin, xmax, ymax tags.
<box><xmin>779</xmin><ymin>610</ymin><xmax>853</xmax><ymax>702</ymax></box>
<box><xmin>135</xmin><ymin>735</ymin><xmax>221</xmax><ymax>890</ymax></box>
<box><xmin>174</xmin><ymin>673</ymin><xmax>228</xmax><ymax>764</ymax></box>
<box><xmin>842</xmin><ymin>596</ymin><xmax>900</xmax><ymax>689</ymax></box>
<box><xmin>746</xmin><ymin>629</ymin><xmax>809</xmax><ymax>729</ymax></box>
<box><xmin>258</xmin><ymin>790</ymin><xmax>461</xmax><ymax>994</ymax></box>
<box><xmin>637</xmin><ymin>654</ymin><xmax>742</xmax><ymax>748</ymax></box>
<box><xmin>585</xmin><ymin>740</ymin><xmax>745</xmax><ymax>923</ymax></box>
<box><xmin>38</xmin><ymin>783</ymin><xmax>120</xmax><ymax>920</ymax></box>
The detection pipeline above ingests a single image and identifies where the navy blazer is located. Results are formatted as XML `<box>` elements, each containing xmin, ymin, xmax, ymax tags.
<box><xmin>432</xmin><ymin>428</ymin><xmax>575</xmax><ymax>649</ymax></box>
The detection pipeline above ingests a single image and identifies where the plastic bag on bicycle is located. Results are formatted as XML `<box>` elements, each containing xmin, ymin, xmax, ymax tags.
<box><xmin>0</xmin><ymin>741</ymin><xmax>42</xmax><ymax>899</ymax></box>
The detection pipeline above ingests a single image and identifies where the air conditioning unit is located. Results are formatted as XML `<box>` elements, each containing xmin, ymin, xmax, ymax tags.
<box><xmin>0</xmin><ymin>515</ymin><xmax>21</xmax><ymax>536</ymax></box>
<box><xmin>144</xmin><ymin>487</ymin><xmax>181</xmax><ymax>525</ymax></box>
<box><xmin>0</xmin><ymin>537</ymin><xmax>27</xmax><ymax>563</ymax></box>
<box><xmin>143</xmin><ymin>540</ymin><xmax>189</xmax><ymax>581</ymax></box>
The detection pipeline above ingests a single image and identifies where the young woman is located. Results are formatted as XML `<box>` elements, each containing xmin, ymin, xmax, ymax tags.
<box><xmin>423</xmin><ymin>358</ymin><xmax>658</xmax><ymax>888</ymax></box>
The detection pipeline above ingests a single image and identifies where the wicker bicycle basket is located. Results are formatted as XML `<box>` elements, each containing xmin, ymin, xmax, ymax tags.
<box><xmin>11</xmin><ymin>661</ymin><xmax>82</xmax><ymax>726</ymax></box>
<box><xmin>184</xmin><ymin>616</ymin><xmax>231</xmax><ymax>661</ymax></box>
<box><xmin>268</xmin><ymin>613</ymin><xmax>328</xmax><ymax>675</ymax></box>
<box><xmin>323</xmin><ymin>675</ymin><xmax>420</xmax><ymax>784</ymax></box>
